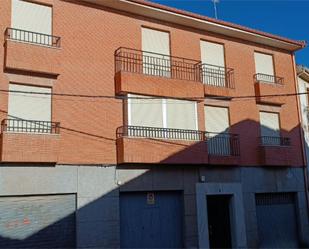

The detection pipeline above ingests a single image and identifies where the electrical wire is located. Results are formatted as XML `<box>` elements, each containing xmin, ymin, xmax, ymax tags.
<box><xmin>0</xmin><ymin>88</ymin><xmax>307</xmax><ymax>102</ymax></box>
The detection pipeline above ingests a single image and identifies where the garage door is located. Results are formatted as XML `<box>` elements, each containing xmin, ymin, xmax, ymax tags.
<box><xmin>256</xmin><ymin>193</ymin><xmax>299</xmax><ymax>248</ymax></box>
<box><xmin>0</xmin><ymin>194</ymin><xmax>76</xmax><ymax>248</ymax></box>
<box><xmin>120</xmin><ymin>191</ymin><xmax>183</xmax><ymax>248</ymax></box>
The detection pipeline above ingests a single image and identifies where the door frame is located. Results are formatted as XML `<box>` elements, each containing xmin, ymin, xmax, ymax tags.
<box><xmin>196</xmin><ymin>183</ymin><xmax>247</xmax><ymax>248</ymax></box>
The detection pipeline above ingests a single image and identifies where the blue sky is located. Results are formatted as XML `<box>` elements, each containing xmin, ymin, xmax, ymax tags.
<box><xmin>150</xmin><ymin>0</ymin><xmax>308</xmax><ymax>66</ymax></box>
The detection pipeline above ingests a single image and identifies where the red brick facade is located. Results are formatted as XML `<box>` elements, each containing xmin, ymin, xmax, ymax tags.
<box><xmin>0</xmin><ymin>0</ymin><xmax>305</xmax><ymax>166</ymax></box>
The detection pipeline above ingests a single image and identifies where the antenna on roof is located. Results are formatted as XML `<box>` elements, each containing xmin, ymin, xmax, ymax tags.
<box><xmin>212</xmin><ymin>0</ymin><xmax>219</xmax><ymax>19</ymax></box>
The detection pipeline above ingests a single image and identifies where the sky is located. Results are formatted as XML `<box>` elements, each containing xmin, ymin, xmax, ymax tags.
<box><xmin>149</xmin><ymin>0</ymin><xmax>309</xmax><ymax>66</ymax></box>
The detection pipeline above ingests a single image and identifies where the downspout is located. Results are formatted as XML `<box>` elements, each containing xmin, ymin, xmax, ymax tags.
<box><xmin>292</xmin><ymin>54</ymin><xmax>309</xmax><ymax>212</ymax></box>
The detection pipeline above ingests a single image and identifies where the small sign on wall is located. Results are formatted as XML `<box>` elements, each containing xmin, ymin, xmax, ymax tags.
<box><xmin>147</xmin><ymin>192</ymin><xmax>155</xmax><ymax>205</ymax></box>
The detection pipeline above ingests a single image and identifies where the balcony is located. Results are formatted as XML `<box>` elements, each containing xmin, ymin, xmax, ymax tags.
<box><xmin>254</xmin><ymin>73</ymin><xmax>285</xmax><ymax>105</ymax></box>
<box><xmin>205</xmin><ymin>132</ymin><xmax>240</xmax><ymax>165</ymax></box>
<box><xmin>4</xmin><ymin>28</ymin><xmax>61</xmax><ymax>75</ymax></box>
<box><xmin>1</xmin><ymin>119</ymin><xmax>60</xmax><ymax>163</ymax></box>
<box><xmin>116</xmin><ymin>125</ymin><xmax>208</xmax><ymax>164</ymax></box>
<box><xmin>201</xmin><ymin>64</ymin><xmax>235</xmax><ymax>97</ymax></box>
<box><xmin>114</xmin><ymin>47</ymin><xmax>204</xmax><ymax>99</ymax></box>
<box><xmin>259</xmin><ymin>136</ymin><xmax>291</xmax><ymax>166</ymax></box>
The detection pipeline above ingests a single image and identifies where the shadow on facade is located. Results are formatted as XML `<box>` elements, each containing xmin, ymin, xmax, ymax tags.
<box><xmin>0</xmin><ymin>119</ymin><xmax>307</xmax><ymax>248</ymax></box>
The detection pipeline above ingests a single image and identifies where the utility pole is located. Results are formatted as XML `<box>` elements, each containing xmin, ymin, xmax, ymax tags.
<box><xmin>212</xmin><ymin>0</ymin><xmax>219</xmax><ymax>19</ymax></box>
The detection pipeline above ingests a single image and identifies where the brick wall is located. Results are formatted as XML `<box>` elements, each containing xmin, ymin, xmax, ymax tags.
<box><xmin>0</xmin><ymin>0</ymin><xmax>304</xmax><ymax>166</ymax></box>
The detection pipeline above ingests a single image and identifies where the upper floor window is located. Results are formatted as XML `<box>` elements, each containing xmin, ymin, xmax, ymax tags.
<box><xmin>254</xmin><ymin>52</ymin><xmax>276</xmax><ymax>83</ymax></box>
<box><xmin>204</xmin><ymin>105</ymin><xmax>232</xmax><ymax>155</ymax></box>
<box><xmin>259</xmin><ymin>111</ymin><xmax>280</xmax><ymax>145</ymax></box>
<box><xmin>200</xmin><ymin>41</ymin><xmax>227</xmax><ymax>87</ymax></box>
<box><xmin>7</xmin><ymin>83</ymin><xmax>52</xmax><ymax>133</ymax></box>
<box><xmin>9</xmin><ymin>0</ymin><xmax>56</xmax><ymax>46</ymax></box>
<box><xmin>142</xmin><ymin>27</ymin><xmax>170</xmax><ymax>77</ymax></box>
<box><xmin>12</xmin><ymin>0</ymin><xmax>52</xmax><ymax>35</ymax></box>
<box><xmin>128</xmin><ymin>94</ymin><xmax>197</xmax><ymax>130</ymax></box>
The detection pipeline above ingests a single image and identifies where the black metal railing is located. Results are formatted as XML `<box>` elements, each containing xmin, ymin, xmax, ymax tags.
<box><xmin>115</xmin><ymin>47</ymin><xmax>202</xmax><ymax>82</ymax></box>
<box><xmin>205</xmin><ymin>132</ymin><xmax>240</xmax><ymax>156</ymax></box>
<box><xmin>260</xmin><ymin>136</ymin><xmax>290</xmax><ymax>146</ymax></box>
<box><xmin>117</xmin><ymin>125</ymin><xmax>205</xmax><ymax>141</ymax></box>
<box><xmin>254</xmin><ymin>73</ymin><xmax>284</xmax><ymax>84</ymax></box>
<box><xmin>117</xmin><ymin>126</ymin><xmax>240</xmax><ymax>156</ymax></box>
<box><xmin>201</xmin><ymin>64</ymin><xmax>235</xmax><ymax>88</ymax></box>
<box><xmin>5</xmin><ymin>27</ymin><xmax>61</xmax><ymax>48</ymax></box>
<box><xmin>1</xmin><ymin>119</ymin><xmax>60</xmax><ymax>134</ymax></box>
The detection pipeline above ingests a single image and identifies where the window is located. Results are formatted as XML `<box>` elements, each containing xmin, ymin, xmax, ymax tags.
<box><xmin>142</xmin><ymin>27</ymin><xmax>170</xmax><ymax>77</ymax></box>
<box><xmin>204</xmin><ymin>105</ymin><xmax>231</xmax><ymax>155</ymax></box>
<box><xmin>254</xmin><ymin>52</ymin><xmax>275</xmax><ymax>83</ymax></box>
<box><xmin>8</xmin><ymin>84</ymin><xmax>52</xmax><ymax>132</ymax></box>
<box><xmin>12</xmin><ymin>0</ymin><xmax>52</xmax><ymax>35</ymax></box>
<box><xmin>259</xmin><ymin>111</ymin><xmax>280</xmax><ymax>145</ymax></box>
<box><xmin>11</xmin><ymin>0</ymin><xmax>52</xmax><ymax>44</ymax></box>
<box><xmin>200</xmin><ymin>41</ymin><xmax>226</xmax><ymax>86</ymax></box>
<box><xmin>128</xmin><ymin>94</ymin><xmax>198</xmax><ymax>131</ymax></box>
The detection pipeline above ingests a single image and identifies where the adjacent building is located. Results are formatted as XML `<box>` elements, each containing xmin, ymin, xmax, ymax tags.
<box><xmin>0</xmin><ymin>0</ymin><xmax>308</xmax><ymax>248</ymax></box>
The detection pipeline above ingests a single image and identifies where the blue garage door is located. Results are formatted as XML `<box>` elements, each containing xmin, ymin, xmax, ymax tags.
<box><xmin>120</xmin><ymin>191</ymin><xmax>183</xmax><ymax>248</ymax></box>
<box><xmin>256</xmin><ymin>193</ymin><xmax>299</xmax><ymax>248</ymax></box>
<box><xmin>0</xmin><ymin>194</ymin><xmax>76</xmax><ymax>248</ymax></box>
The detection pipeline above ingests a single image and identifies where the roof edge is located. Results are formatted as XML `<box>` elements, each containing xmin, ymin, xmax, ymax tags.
<box><xmin>128</xmin><ymin>0</ymin><xmax>306</xmax><ymax>49</ymax></box>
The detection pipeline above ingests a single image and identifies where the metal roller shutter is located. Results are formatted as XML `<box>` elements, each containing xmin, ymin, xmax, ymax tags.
<box><xmin>256</xmin><ymin>193</ymin><xmax>299</xmax><ymax>248</ymax></box>
<box><xmin>120</xmin><ymin>191</ymin><xmax>183</xmax><ymax>248</ymax></box>
<box><xmin>0</xmin><ymin>194</ymin><xmax>76</xmax><ymax>248</ymax></box>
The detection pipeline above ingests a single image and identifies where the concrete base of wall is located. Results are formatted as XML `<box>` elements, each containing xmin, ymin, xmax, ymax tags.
<box><xmin>0</xmin><ymin>164</ymin><xmax>308</xmax><ymax>248</ymax></box>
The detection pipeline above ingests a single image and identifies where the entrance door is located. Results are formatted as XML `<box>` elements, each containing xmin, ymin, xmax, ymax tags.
<box><xmin>120</xmin><ymin>191</ymin><xmax>183</xmax><ymax>248</ymax></box>
<box><xmin>207</xmin><ymin>195</ymin><xmax>232</xmax><ymax>249</ymax></box>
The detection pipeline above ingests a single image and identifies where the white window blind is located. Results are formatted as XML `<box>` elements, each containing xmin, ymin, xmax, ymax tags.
<box><xmin>204</xmin><ymin>105</ymin><xmax>230</xmax><ymax>155</ymax></box>
<box><xmin>260</xmin><ymin>111</ymin><xmax>280</xmax><ymax>140</ymax></box>
<box><xmin>8</xmin><ymin>84</ymin><xmax>51</xmax><ymax>121</ymax></box>
<box><xmin>128</xmin><ymin>94</ymin><xmax>163</xmax><ymax>128</ymax></box>
<box><xmin>204</xmin><ymin>106</ymin><xmax>229</xmax><ymax>133</ymax></box>
<box><xmin>8</xmin><ymin>84</ymin><xmax>52</xmax><ymax>132</ymax></box>
<box><xmin>12</xmin><ymin>0</ymin><xmax>52</xmax><ymax>35</ymax></box>
<box><xmin>200</xmin><ymin>41</ymin><xmax>226</xmax><ymax>86</ymax></box>
<box><xmin>254</xmin><ymin>52</ymin><xmax>275</xmax><ymax>82</ymax></box>
<box><xmin>200</xmin><ymin>41</ymin><xmax>225</xmax><ymax>67</ymax></box>
<box><xmin>128</xmin><ymin>95</ymin><xmax>198</xmax><ymax>138</ymax></box>
<box><xmin>142</xmin><ymin>28</ymin><xmax>170</xmax><ymax>77</ymax></box>
<box><xmin>166</xmin><ymin>99</ymin><xmax>197</xmax><ymax>130</ymax></box>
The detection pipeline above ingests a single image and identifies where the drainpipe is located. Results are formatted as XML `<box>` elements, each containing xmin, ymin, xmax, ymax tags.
<box><xmin>292</xmin><ymin>55</ymin><xmax>309</xmax><ymax>213</ymax></box>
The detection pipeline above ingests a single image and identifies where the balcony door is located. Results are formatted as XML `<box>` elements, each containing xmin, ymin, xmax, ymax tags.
<box><xmin>205</xmin><ymin>105</ymin><xmax>231</xmax><ymax>155</ymax></box>
<box><xmin>11</xmin><ymin>0</ymin><xmax>52</xmax><ymax>43</ymax></box>
<box><xmin>259</xmin><ymin>111</ymin><xmax>281</xmax><ymax>145</ymax></box>
<box><xmin>142</xmin><ymin>28</ymin><xmax>170</xmax><ymax>77</ymax></box>
<box><xmin>254</xmin><ymin>52</ymin><xmax>275</xmax><ymax>83</ymax></box>
<box><xmin>7</xmin><ymin>84</ymin><xmax>52</xmax><ymax>133</ymax></box>
<box><xmin>200</xmin><ymin>41</ymin><xmax>226</xmax><ymax>87</ymax></box>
